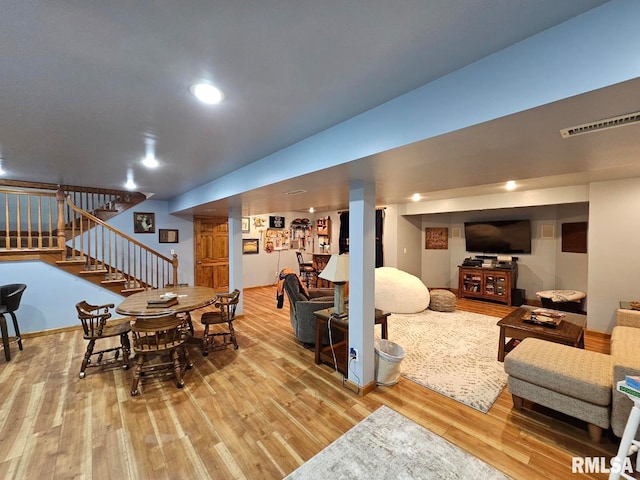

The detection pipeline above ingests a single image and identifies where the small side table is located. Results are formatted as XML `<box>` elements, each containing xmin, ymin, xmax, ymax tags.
<box><xmin>313</xmin><ymin>307</ymin><xmax>389</xmax><ymax>375</ymax></box>
<box><xmin>609</xmin><ymin>381</ymin><xmax>640</xmax><ymax>480</ymax></box>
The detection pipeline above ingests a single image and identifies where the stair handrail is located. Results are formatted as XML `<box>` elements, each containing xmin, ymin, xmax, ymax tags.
<box><xmin>64</xmin><ymin>194</ymin><xmax>178</xmax><ymax>290</ymax></box>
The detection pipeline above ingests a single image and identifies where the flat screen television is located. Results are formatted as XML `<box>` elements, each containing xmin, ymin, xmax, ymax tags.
<box><xmin>464</xmin><ymin>220</ymin><xmax>531</xmax><ymax>254</ymax></box>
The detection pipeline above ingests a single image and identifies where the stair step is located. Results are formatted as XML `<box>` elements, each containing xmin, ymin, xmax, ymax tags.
<box><xmin>122</xmin><ymin>287</ymin><xmax>146</xmax><ymax>294</ymax></box>
<box><xmin>79</xmin><ymin>269</ymin><xmax>109</xmax><ymax>276</ymax></box>
<box><xmin>56</xmin><ymin>259</ymin><xmax>86</xmax><ymax>266</ymax></box>
<box><xmin>102</xmin><ymin>279</ymin><xmax>126</xmax><ymax>285</ymax></box>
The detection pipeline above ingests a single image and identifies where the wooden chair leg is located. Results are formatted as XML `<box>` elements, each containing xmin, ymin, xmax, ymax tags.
<box><xmin>183</xmin><ymin>345</ymin><xmax>192</xmax><ymax>370</ymax></box>
<box><xmin>80</xmin><ymin>339</ymin><xmax>96</xmax><ymax>378</ymax></box>
<box><xmin>228</xmin><ymin>321</ymin><xmax>238</xmax><ymax>349</ymax></box>
<box><xmin>202</xmin><ymin>324</ymin><xmax>210</xmax><ymax>356</ymax></box>
<box><xmin>120</xmin><ymin>333</ymin><xmax>131</xmax><ymax>370</ymax></box>
<box><xmin>172</xmin><ymin>349</ymin><xmax>184</xmax><ymax>388</ymax></box>
<box><xmin>131</xmin><ymin>355</ymin><xmax>145</xmax><ymax>396</ymax></box>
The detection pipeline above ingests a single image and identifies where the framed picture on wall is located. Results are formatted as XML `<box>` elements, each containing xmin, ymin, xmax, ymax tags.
<box><xmin>425</xmin><ymin>227</ymin><xmax>448</xmax><ymax>249</ymax></box>
<box><xmin>242</xmin><ymin>238</ymin><xmax>259</xmax><ymax>254</ymax></box>
<box><xmin>242</xmin><ymin>217</ymin><xmax>250</xmax><ymax>232</ymax></box>
<box><xmin>134</xmin><ymin>212</ymin><xmax>155</xmax><ymax>234</ymax></box>
<box><xmin>159</xmin><ymin>229</ymin><xmax>179</xmax><ymax>243</ymax></box>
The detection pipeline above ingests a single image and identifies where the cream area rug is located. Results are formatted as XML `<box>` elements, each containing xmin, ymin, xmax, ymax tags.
<box><xmin>285</xmin><ymin>406</ymin><xmax>510</xmax><ymax>479</ymax></box>
<box><xmin>388</xmin><ymin>309</ymin><xmax>507</xmax><ymax>413</ymax></box>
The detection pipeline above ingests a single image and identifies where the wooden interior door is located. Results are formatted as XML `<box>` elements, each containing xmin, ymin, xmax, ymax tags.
<box><xmin>194</xmin><ymin>216</ymin><xmax>229</xmax><ymax>292</ymax></box>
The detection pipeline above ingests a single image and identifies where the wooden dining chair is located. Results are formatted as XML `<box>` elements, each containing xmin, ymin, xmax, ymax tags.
<box><xmin>296</xmin><ymin>251</ymin><xmax>317</xmax><ymax>288</ymax></box>
<box><xmin>163</xmin><ymin>283</ymin><xmax>194</xmax><ymax>335</ymax></box>
<box><xmin>200</xmin><ymin>289</ymin><xmax>241</xmax><ymax>356</ymax></box>
<box><xmin>130</xmin><ymin>313</ymin><xmax>192</xmax><ymax>396</ymax></box>
<box><xmin>75</xmin><ymin>300</ymin><xmax>132</xmax><ymax>378</ymax></box>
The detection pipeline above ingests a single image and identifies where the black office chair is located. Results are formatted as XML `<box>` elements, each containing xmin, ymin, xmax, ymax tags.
<box><xmin>0</xmin><ymin>283</ymin><xmax>27</xmax><ymax>361</ymax></box>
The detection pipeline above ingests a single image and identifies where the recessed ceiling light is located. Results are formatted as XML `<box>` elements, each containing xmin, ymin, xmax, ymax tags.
<box><xmin>505</xmin><ymin>180</ymin><xmax>517</xmax><ymax>191</ymax></box>
<box><xmin>125</xmin><ymin>169</ymin><xmax>136</xmax><ymax>190</ymax></box>
<box><xmin>411</xmin><ymin>193</ymin><xmax>421</xmax><ymax>202</ymax></box>
<box><xmin>190</xmin><ymin>83</ymin><xmax>224</xmax><ymax>105</ymax></box>
<box><xmin>309</xmin><ymin>207</ymin><xmax>314</xmax><ymax>213</ymax></box>
<box><xmin>141</xmin><ymin>154</ymin><xmax>159</xmax><ymax>168</ymax></box>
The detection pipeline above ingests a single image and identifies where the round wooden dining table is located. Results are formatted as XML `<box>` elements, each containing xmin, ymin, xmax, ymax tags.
<box><xmin>116</xmin><ymin>286</ymin><xmax>217</xmax><ymax>317</ymax></box>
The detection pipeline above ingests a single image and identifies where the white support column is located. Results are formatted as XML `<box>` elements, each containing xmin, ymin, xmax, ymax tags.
<box><xmin>348</xmin><ymin>180</ymin><xmax>376</xmax><ymax>387</ymax></box>
<box><xmin>228</xmin><ymin>202</ymin><xmax>244</xmax><ymax>314</ymax></box>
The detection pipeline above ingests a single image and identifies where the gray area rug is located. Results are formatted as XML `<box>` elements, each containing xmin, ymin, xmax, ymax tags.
<box><xmin>285</xmin><ymin>405</ymin><xmax>510</xmax><ymax>479</ymax></box>
<box><xmin>388</xmin><ymin>309</ymin><xmax>507</xmax><ymax>413</ymax></box>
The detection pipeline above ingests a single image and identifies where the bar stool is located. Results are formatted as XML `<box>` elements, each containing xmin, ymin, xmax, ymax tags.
<box><xmin>0</xmin><ymin>284</ymin><xmax>27</xmax><ymax>361</ymax></box>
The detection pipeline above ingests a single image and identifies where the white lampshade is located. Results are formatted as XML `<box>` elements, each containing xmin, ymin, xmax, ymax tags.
<box><xmin>318</xmin><ymin>254</ymin><xmax>349</xmax><ymax>283</ymax></box>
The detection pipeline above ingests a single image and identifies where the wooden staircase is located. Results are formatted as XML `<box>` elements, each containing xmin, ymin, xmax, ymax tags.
<box><xmin>0</xmin><ymin>182</ymin><xmax>179</xmax><ymax>296</ymax></box>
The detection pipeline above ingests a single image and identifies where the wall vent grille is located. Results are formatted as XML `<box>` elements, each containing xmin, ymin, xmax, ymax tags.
<box><xmin>560</xmin><ymin>111</ymin><xmax>640</xmax><ymax>138</ymax></box>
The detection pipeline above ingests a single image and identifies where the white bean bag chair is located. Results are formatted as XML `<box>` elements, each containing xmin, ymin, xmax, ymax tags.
<box><xmin>375</xmin><ymin>267</ymin><xmax>430</xmax><ymax>313</ymax></box>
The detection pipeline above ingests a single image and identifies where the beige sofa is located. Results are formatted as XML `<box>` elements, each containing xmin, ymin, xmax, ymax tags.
<box><xmin>504</xmin><ymin>308</ymin><xmax>640</xmax><ymax>441</ymax></box>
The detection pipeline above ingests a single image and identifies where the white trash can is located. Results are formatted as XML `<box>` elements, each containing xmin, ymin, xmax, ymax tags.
<box><xmin>374</xmin><ymin>338</ymin><xmax>406</xmax><ymax>386</ymax></box>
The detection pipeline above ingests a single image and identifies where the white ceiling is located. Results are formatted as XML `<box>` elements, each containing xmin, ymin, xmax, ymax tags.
<box><xmin>3</xmin><ymin>0</ymin><xmax>636</xmax><ymax>216</ymax></box>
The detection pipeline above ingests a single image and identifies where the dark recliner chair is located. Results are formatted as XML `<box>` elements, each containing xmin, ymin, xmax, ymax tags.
<box><xmin>282</xmin><ymin>273</ymin><xmax>334</xmax><ymax>345</ymax></box>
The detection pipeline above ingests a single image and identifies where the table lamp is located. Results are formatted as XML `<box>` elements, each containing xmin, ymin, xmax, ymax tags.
<box><xmin>318</xmin><ymin>253</ymin><xmax>349</xmax><ymax>317</ymax></box>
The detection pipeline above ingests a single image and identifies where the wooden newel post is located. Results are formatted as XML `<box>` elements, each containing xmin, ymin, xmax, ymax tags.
<box><xmin>56</xmin><ymin>188</ymin><xmax>67</xmax><ymax>261</ymax></box>
<box><xmin>172</xmin><ymin>253</ymin><xmax>179</xmax><ymax>285</ymax></box>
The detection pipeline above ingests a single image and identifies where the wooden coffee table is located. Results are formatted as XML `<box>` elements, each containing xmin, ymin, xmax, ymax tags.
<box><xmin>497</xmin><ymin>306</ymin><xmax>587</xmax><ymax>362</ymax></box>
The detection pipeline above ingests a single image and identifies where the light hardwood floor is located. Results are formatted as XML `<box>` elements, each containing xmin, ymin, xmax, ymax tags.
<box><xmin>0</xmin><ymin>287</ymin><xmax>621</xmax><ymax>479</ymax></box>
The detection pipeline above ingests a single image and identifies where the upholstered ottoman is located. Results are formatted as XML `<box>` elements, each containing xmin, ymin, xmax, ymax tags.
<box><xmin>428</xmin><ymin>289</ymin><xmax>456</xmax><ymax>312</ymax></box>
<box><xmin>504</xmin><ymin>338</ymin><xmax>612</xmax><ymax>441</ymax></box>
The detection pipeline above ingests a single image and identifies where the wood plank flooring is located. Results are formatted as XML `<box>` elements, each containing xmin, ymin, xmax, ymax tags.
<box><xmin>0</xmin><ymin>287</ymin><xmax>621</xmax><ymax>479</ymax></box>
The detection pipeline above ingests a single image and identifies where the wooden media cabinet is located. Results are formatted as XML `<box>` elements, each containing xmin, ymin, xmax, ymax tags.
<box><xmin>458</xmin><ymin>263</ymin><xmax>518</xmax><ymax>306</ymax></box>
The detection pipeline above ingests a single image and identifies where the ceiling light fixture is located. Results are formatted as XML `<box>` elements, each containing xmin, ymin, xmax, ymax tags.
<box><xmin>505</xmin><ymin>180</ymin><xmax>517</xmax><ymax>191</ymax></box>
<box><xmin>309</xmin><ymin>207</ymin><xmax>314</xmax><ymax>213</ymax></box>
<box><xmin>141</xmin><ymin>134</ymin><xmax>159</xmax><ymax>168</ymax></box>
<box><xmin>190</xmin><ymin>83</ymin><xmax>224</xmax><ymax>105</ymax></box>
<box><xmin>125</xmin><ymin>169</ymin><xmax>137</xmax><ymax>190</ymax></box>
<box><xmin>412</xmin><ymin>193</ymin><xmax>421</xmax><ymax>202</ymax></box>
<box><xmin>141</xmin><ymin>153</ymin><xmax>159</xmax><ymax>169</ymax></box>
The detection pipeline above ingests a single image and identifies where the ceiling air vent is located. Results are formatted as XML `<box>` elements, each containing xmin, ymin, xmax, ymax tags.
<box><xmin>560</xmin><ymin>111</ymin><xmax>640</xmax><ymax>138</ymax></box>
<box><xmin>284</xmin><ymin>189</ymin><xmax>306</xmax><ymax>195</ymax></box>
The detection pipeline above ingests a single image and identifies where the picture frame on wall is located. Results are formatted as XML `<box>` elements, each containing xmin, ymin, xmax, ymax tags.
<box><xmin>269</xmin><ymin>215</ymin><xmax>285</xmax><ymax>228</ymax></box>
<box><xmin>425</xmin><ymin>227</ymin><xmax>448</xmax><ymax>249</ymax></box>
<box><xmin>134</xmin><ymin>212</ymin><xmax>155</xmax><ymax>234</ymax></box>
<box><xmin>159</xmin><ymin>229</ymin><xmax>179</xmax><ymax>243</ymax></box>
<box><xmin>242</xmin><ymin>238</ymin><xmax>259</xmax><ymax>254</ymax></box>
<box><xmin>242</xmin><ymin>217</ymin><xmax>250</xmax><ymax>232</ymax></box>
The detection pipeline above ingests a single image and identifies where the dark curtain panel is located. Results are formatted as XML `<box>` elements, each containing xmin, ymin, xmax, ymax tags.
<box><xmin>376</xmin><ymin>209</ymin><xmax>384</xmax><ymax>267</ymax></box>
<box><xmin>339</xmin><ymin>211</ymin><xmax>349</xmax><ymax>254</ymax></box>
<box><xmin>339</xmin><ymin>209</ymin><xmax>384</xmax><ymax>266</ymax></box>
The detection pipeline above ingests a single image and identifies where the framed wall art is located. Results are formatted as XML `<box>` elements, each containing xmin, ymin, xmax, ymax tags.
<box><xmin>269</xmin><ymin>215</ymin><xmax>285</xmax><ymax>228</ymax></box>
<box><xmin>242</xmin><ymin>238</ymin><xmax>259</xmax><ymax>254</ymax></box>
<box><xmin>134</xmin><ymin>212</ymin><xmax>155</xmax><ymax>234</ymax></box>
<box><xmin>242</xmin><ymin>217</ymin><xmax>250</xmax><ymax>233</ymax></box>
<box><xmin>425</xmin><ymin>227</ymin><xmax>448</xmax><ymax>249</ymax></box>
<box><xmin>159</xmin><ymin>229</ymin><xmax>179</xmax><ymax>243</ymax></box>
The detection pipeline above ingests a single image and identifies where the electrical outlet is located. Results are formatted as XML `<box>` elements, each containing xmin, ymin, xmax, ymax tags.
<box><xmin>349</xmin><ymin>347</ymin><xmax>358</xmax><ymax>362</ymax></box>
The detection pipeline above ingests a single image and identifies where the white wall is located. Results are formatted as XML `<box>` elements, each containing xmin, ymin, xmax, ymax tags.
<box><xmin>588</xmin><ymin>178</ymin><xmax>640</xmax><ymax>332</ymax></box>
<box><xmin>0</xmin><ymin>261</ymin><xmax>124</xmax><ymax>334</ymax></box>
<box><xmin>240</xmin><ymin>211</ymin><xmax>316</xmax><ymax>288</ymax></box>
<box><xmin>418</xmin><ymin>204</ymin><xmax>590</xmax><ymax>302</ymax></box>
<box><xmin>106</xmin><ymin>199</ymin><xmax>195</xmax><ymax>285</ymax></box>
